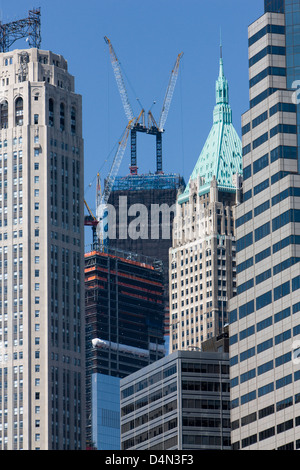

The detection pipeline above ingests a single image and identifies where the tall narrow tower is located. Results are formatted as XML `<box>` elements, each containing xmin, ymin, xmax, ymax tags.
<box><xmin>0</xmin><ymin>48</ymin><xmax>85</xmax><ymax>449</ymax></box>
<box><xmin>169</xmin><ymin>50</ymin><xmax>243</xmax><ymax>352</ymax></box>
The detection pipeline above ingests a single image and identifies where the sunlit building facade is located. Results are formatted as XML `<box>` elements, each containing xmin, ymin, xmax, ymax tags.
<box><xmin>229</xmin><ymin>0</ymin><xmax>300</xmax><ymax>450</ymax></box>
<box><xmin>0</xmin><ymin>48</ymin><xmax>85</xmax><ymax>450</ymax></box>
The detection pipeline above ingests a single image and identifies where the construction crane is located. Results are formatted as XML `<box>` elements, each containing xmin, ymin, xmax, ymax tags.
<box><xmin>84</xmin><ymin>120</ymin><xmax>133</xmax><ymax>247</ymax></box>
<box><xmin>84</xmin><ymin>199</ymin><xmax>98</xmax><ymax>248</ymax></box>
<box><xmin>0</xmin><ymin>8</ymin><xmax>41</xmax><ymax>53</ymax></box>
<box><xmin>159</xmin><ymin>52</ymin><xmax>183</xmax><ymax>132</ymax></box>
<box><xmin>104</xmin><ymin>36</ymin><xmax>183</xmax><ymax>175</ymax></box>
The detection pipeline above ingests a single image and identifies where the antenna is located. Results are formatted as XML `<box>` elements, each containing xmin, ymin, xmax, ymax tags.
<box><xmin>0</xmin><ymin>7</ymin><xmax>41</xmax><ymax>53</ymax></box>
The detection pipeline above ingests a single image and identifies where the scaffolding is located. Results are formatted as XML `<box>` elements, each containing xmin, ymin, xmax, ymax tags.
<box><xmin>111</xmin><ymin>172</ymin><xmax>185</xmax><ymax>192</ymax></box>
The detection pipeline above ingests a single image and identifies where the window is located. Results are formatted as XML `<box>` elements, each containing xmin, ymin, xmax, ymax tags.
<box><xmin>252</xmin><ymin>111</ymin><xmax>268</xmax><ymax>129</ymax></box>
<box><xmin>242</xmin><ymin>122</ymin><xmax>251</xmax><ymax>135</ymax></box>
<box><xmin>34</xmin><ymin>114</ymin><xmax>39</xmax><ymax>125</ymax></box>
<box><xmin>243</xmin><ymin>164</ymin><xmax>252</xmax><ymax>181</ymax></box>
<box><xmin>250</xmin><ymin>88</ymin><xmax>277</xmax><ymax>109</ymax></box>
<box><xmin>256</xmin><ymin>290</ymin><xmax>272</xmax><ymax>310</ymax></box>
<box><xmin>15</xmin><ymin>97</ymin><xmax>24</xmax><ymax>126</ymax></box>
<box><xmin>274</xmin><ymin>281</ymin><xmax>290</xmax><ymax>301</ymax></box>
<box><xmin>272</xmin><ymin>209</ymin><xmax>300</xmax><ymax>231</ymax></box>
<box><xmin>254</xmin><ymin>178</ymin><xmax>269</xmax><ymax>196</ymax></box>
<box><xmin>292</xmin><ymin>275</ymin><xmax>300</xmax><ymax>292</ymax></box>
<box><xmin>249</xmin><ymin>46</ymin><xmax>285</xmax><ymax>68</ymax></box>
<box><xmin>236</xmin><ymin>211</ymin><xmax>252</xmax><ymax>228</ymax></box>
<box><xmin>269</xmin><ymin>102</ymin><xmax>296</xmax><ymax>117</ymax></box>
<box><xmin>254</xmin><ymin>200</ymin><xmax>270</xmax><ymax>217</ymax></box>
<box><xmin>236</xmin><ymin>232</ymin><xmax>253</xmax><ymax>252</ymax></box>
<box><xmin>256</xmin><ymin>269</ymin><xmax>271</xmax><ymax>285</ymax></box>
<box><xmin>257</xmin><ymin>316</ymin><xmax>272</xmax><ymax>333</ymax></box>
<box><xmin>71</xmin><ymin>106</ymin><xmax>76</xmax><ymax>135</ymax></box>
<box><xmin>239</xmin><ymin>300</ymin><xmax>255</xmax><ymax>319</ymax></box>
<box><xmin>270</xmin><ymin>124</ymin><xmax>297</xmax><ymax>138</ymax></box>
<box><xmin>243</xmin><ymin>143</ymin><xmax>251</xmax><ymax>156</ymax></box>
<box><xmin>255</xmin><ymin>221</ymin><xmax>270</xmax><ymax>242</ymax></box>
<box><xmin>49</xmin><ymin>99</ymin><xmax>54</xmax><ymax>127</ymax></box>
<box><xmin>257</xmin><ymin>338</ymin><xmax>273</xmax><ymax>353</ymax></box>
<box><xmin>258</xmin><ymin>360</ymin><xmax>273</xmax><ymax>376</ymax></box>
<box><xmin>237</xmin><ymin>257</ymin><xmax>253</xmax><ymax>274</ymax></box>
<box><xmin>0</xmin><ymin>100</ymin><xmax>8</xmax><ymax>129</ymax></box>
<box><xmin>248</xmin><ymin>23</ymin><xmax>285</xmax><ymax>47</ymax></box>
<box><xmin>253</xmin><ymin>153</ymin><xmax>269</xmax><ymax>174</ymax></box>
<box><xmin>60</xmin><ymin>103</ymin><xmax>65</xmax><ymax>131</ymax></box>
<box><xmin>240</xmin><ymin>325</ymin><xmax>255</xmax><ymax>341</ymax></box>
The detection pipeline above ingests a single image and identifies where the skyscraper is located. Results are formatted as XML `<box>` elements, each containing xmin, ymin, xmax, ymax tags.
<box><xmin>85</xmin><ymin>246</ymin><xmax>165</xmax><ymax>449</ymax></box>
<box><xmin>0</xmin><ymin>48</ymin><xmax>85</xmax><ymax>450</ymax></box>
<box><xmin>169</xmin><ymin>51</ymin><xmax>243</xmax><ymax>352</ymax></box>
<box><xmin>229</xmin><ymin>0</ymin><xmax>300</xmax><ymax>450</ymax></box>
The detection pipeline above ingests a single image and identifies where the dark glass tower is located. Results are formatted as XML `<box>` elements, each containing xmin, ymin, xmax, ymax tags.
<box><xmin>264</xmin><ymin>0</ymin><xmax>285</xmax><ymax>13</ymax></box>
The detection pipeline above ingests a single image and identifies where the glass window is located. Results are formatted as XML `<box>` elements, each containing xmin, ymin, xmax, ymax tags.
<box><xmin>71</xmin><ymin>107</ymin><xmax>76</xmax><ymax>135</ymax></box>
<box><xmin>49</xmin><ymin>99</ymin><xmax>54</xmax><ymax>127</ymax></box>
<box><xmin>60</xmin><ymin>103</ymin><xmax>65</xmax><ymax>131</ymax></box>
<box><xmin>0</xmin><ymin>101</ymin><xmax>8</xmax><ymax>129</ymax></box>
<box><xmin>15</xmin><ymin>97</ymin><xmax>24</xmax><ymax>126</ymax></box>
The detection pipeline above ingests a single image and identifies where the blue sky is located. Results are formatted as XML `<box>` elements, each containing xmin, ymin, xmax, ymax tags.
<box><xmin>2</xmin><ymin>0</ymin><xmax>263</xmax><ymax>221</ymax></box>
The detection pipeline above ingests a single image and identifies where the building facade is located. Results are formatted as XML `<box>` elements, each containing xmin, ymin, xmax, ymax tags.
<box><xmin>85</xmin><ymin>246</ymin><xmax>165</xmax><ymax>449</ymax></box>
<box><xmin>169</xmin><ymin>52</ymin><xmax>243</xmax><ymax>353</ymax></box>
<box><xmin>0</xmin><ymin>48</ymin><xmax>85</xmax><ymax>449</ymax></box>
<box><xmin>120</xmin><ymin>349</ymin><xmax>231</xmax><ymax>450</ymax></box>
<box><xmin>229</xmin><ymin>1</ymin><xmax>300</xmax><ymax>450</ymax></box>
<box><xmin>108</xmin><ymin>173</ymin><xmax>185</xmax><ymax>351</ymax></box>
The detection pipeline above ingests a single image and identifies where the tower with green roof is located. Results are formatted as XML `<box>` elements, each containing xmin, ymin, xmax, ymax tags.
<box><xmin>169</xmin><ymin>48</ymin><xmax>243</xmax><ymax>352</ymax></box>
<box><xmin>178</xmin><ymin>45</ymin><xmax>242</xmax><ymax>204</ymax></box>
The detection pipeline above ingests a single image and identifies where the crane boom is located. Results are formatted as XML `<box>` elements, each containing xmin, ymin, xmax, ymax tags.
<box><xmin>101</xmin><ymin>120</ymin><xmax>133</xmax><ymax>206</ymax></box>
<box><xmin>159</xmin><ymin>52</ymin><xmax>183</xmax><ymax>132</ymax></box>
<box><xmin>96</xmin><ymin>121</ymin><xmax>133</xmax><ymax>245</ymax></box>
<box><xmin>104</xmin><ymin>36</ymin><xmax>135</xmax><ymax>124</ymax></box>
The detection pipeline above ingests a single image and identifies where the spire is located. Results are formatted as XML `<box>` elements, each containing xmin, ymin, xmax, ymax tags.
<box><xmin>219</xmin><ymin>28</ymin><xmax>224</xmax><ymax>77</ymax></box>
<box><xmin>214</xmin><ymin>37</ymin><xmax>232</xmax><ymax>123</ymax></box>
<box><xmin>177</xmin><ymin>36</ymin><xmax>242</xmax><ymax>205</ymax></box>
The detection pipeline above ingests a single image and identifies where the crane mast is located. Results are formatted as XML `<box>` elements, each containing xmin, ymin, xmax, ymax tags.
<box><xmin>104</xmin><ymin>36</ymin><xmax>183</xmax><ymax>174</ymax></box>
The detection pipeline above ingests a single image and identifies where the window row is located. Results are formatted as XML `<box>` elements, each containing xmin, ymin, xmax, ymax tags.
<box><xmin>0</xmin><ymin>98</ymin><xmax>77</xmax><ymax>135</ymax></box>
<box><xmin>49</xmin><ymin>99</ymin><xmax>76</xmax><ymax>134</ymax></box>
<box><xmin>230</xmin><ymin>278</ymin><xmax>300</xmax><ymax>326</ymax></box>
<box><xmin>242</xmin><ymin>102</ymin><xmax>295</xmax><ymax>137</ymax></box>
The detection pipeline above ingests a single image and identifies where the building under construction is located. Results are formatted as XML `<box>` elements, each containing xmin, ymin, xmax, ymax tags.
<box><xmin>108</xmin><ymin>173</ymin><xmax>184</xmax><ymax>268</ymax></box>
<box><xmin>85</xmin><ymin>245</ymin><xmax>166</xmax><ymax>449</ymax></box>
<box><xmin>107</xmin><ymin>172</ymin><xmax>185</xmax><ymax>348</ymax></box>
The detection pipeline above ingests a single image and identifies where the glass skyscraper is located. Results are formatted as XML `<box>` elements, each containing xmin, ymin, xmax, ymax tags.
<box><xmin>229</xmin><ymin>0</ymin><xmax>300</xmax><ymax>450</ymax></box>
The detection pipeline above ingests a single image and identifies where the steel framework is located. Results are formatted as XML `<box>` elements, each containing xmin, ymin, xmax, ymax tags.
<box><xmin>0</xmin><ymin>8</ymin><xmax>41</xmax><ymax>53</ymax></box>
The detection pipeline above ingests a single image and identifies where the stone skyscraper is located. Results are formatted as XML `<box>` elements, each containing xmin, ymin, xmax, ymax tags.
<box><xmin>169</xmin><ymin>51</ymin><xmax>243</xmax><ymax>352</ymax></box>
<box><xmin>0</xmin><ymin>48</ymin><xmax>85</xmax><ymax>449</ymax></box>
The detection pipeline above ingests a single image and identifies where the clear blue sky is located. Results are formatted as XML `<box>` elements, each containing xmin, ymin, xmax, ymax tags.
<box><xmin>2</xmin><ymin>0</ymin><xmax>263</xmax><ymax>220</ymax></box>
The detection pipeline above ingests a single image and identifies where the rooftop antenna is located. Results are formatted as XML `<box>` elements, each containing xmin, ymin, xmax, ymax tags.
<box><xmin>0</xmin><ymin>7</ymin><xmax>41</xmax><ymax>53</ymax></box>
<box><xmin>220</xmin><ymin>27</ymin><xmax>223</xmax><ymax>59</ymax></box>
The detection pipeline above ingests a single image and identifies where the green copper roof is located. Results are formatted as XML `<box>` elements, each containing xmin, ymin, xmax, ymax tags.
<box><xmin>178</xmin><ymin>48</ymin><xmax>242</xmax><ymax>205</ymax></box>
